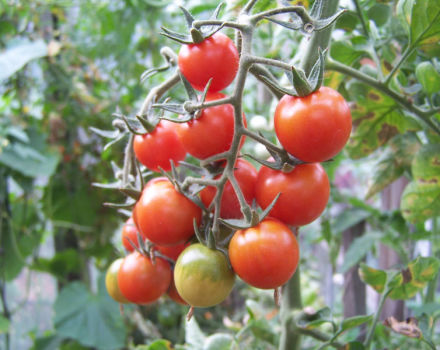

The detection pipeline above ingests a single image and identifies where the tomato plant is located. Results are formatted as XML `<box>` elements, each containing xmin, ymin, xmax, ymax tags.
<box><xmin>178</xmin><ymin>32</ymin><xmax>239</xmax><ymax>92</ymax></box>
<box><xmin>133</xmin><ymin>120</ymin><xmax>186</xmax><ymax>172</ymax></box>
<box><xmin>105</xmin><ymin>258</ymin><xmax>129</xmax><ymax>303</ymax></box>
<box><xmin>274</xmin><ymin>87</ymin><xmax>352</xmax><ymax>162</ymax></box>
<box><xmin>200</xmin><ymin>158</ymin><xmax>257</xmax><ymax>219</ymax></box>
<box><xmin>229</xmin><ymin>218</ymin><xmax>299</xmax><ymax>289</ymax></box>
<box><xmin>121</xmin><ymin>217</ymin><xmax>139</xmax><ymax>252</ymax></box>
<box><xmin>176</xmin><ymin>92</ymin><xmax>246</xmax><ymax>160</ymax></box>
<box><xmin>133</xmin><ymin>178</ymin><xmax>202</xmax><ymax>245</ymax></box>
<box><xmin>256</xmin><ymin>163</ymin><xmax>330</xmax><ymax>226</ymax></box>
<box><xmin>174</xmin><ymin>244</ymin><xmax>235</xmax><ymax>307</ymax></box>
<box><xmin>118</xmin><ymin>251</ymin><xmax>171</xmax><ymax>304</ymax></box>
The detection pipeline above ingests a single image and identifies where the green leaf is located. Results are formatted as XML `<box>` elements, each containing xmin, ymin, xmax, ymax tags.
<box><xmin>415</xmin><ymin>62</ymin><xmax>440</xmax><ymax>95</ymax></box>
<box><xmin>358</xmin><ymin>264</ymin><xmax>387</xmax><ymax>293</ymax></box>
<box><xmin>342</xmin><ymin>341</ymin><xmax>366</xmax><ymax>350</ymax></box>
<box><xmin>366</xmin><ymin>133</ymin><xmax>420</xmax><ymax>199</ymax></box>
<box><xmin>0</xmin><ymin>315</ymin><xmax>10</xmax><ymax>334</ymax></box>
<box><xmin>298</xmin><ymin>307</ymin><xmax>333</xmax><ymax>330</ymax></box>
<box><xmin>331</xmin><ymin>208</ymin><xmax>371</xmax><ymax>234</ymax></box>
<box><xmin>136</xmin><ymin>340</ymin><xmax>173</xmax><ymax>350</ymax></box>
<box><xmin>203</xmin><ymin>333</ymin><xmax>234</xmax><ymax>350</ymax></box>
<box><xmin>32</xmin><ymin>249</ymin><xmax>82</xmax><ymax>280</ymax></box>
<box><xmin>54</xmin><ymin>280</ymin><xmax>126</xmax><ymax>350</ymax></box>
<box><xmin>341</xmin><ymin>232</ymin><xmax>380</xmax><ymax>274</ymax></box>
<box><xmin>389</xmin><ymin>257</ymin><xmax>440</xmax><ymax>299</ymax></box>
<box><xmin>330</xmin><ymin>41</ymin><xmax>363</xmax><ymax>65</ymax></box>
<box><xmin>30</xmin><ymin>333</ymin><xmax>64</xmax><ymax>350</ymax></box>
<box><xmin>347</xmin><ymin>84</ymin><xmax>420</xmax><ymax>159</ymax></box>
<box><xmin>0</xmin><ymin>39</ymin><xmax>48</xmax><ymax>81</ymax></box>
<box><xmin>185</xmin><ymin>317</ymin><xmax>206</xmax><ymax>350</ymax></box>
<box><xmin>401</xmin><ymin>144</ymin><xmax>440</xmax><ymax>223</ymax></box>
<box><xmin>340</xmin><ymin>315</ymin><xmax>372</xmax><ymax>332</ymax></box>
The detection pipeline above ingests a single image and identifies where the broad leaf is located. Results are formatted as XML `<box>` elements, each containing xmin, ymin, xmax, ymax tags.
<box><xmin>298</xmin><ymin>307</ymin><xmax>333</xmax><ymax>330</ymax></box>
<box><xmin>54</xmin><ymin>280</ymin><xmax>126</xmax><ymax>350</ymax></box>
<box><xmin>341</xmin><ymin>232</ymin><xmax>380</xmax><ymax>274</ymax></box>
<box><xmin>340</xmin><ymin>315</ymin><xmax>372</xmax><ymax>332</ymax></box>
<box><xmin>185</xmin><ymin>317</ymin><xmax>205</xmax><ymax>350</ymax></box>
<box><xmin>331</xmin><ymin>207</ymin><xmax>371</xmax><ymax>234</ymax></box>
<box><xmin>203</xmin><ymin>333</ymin><xmax>234</xmax><ymax>350</ymax></box>
<box><xmin>358</xmin><ymin>264</ymin><xmax>387</xmax><ymax>293</ymax></box>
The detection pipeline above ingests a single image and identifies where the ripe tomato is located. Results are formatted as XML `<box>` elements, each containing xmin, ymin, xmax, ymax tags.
<box><xmin>121</xmin><ymin>217</ymin><xmax>139</xmax><ymax>252</ymax></box>
<box><xmin>155</xmin><ymin>241</ymin><xmax>190</xmax><ymax>261</ymax></box>
<box><xmin>274</xmin><ymin>87</ymin><xmax>352</xmax><ymax>162</ymax></box>
<box><xmin>133</xmin><ymin>178</ymin><xmax>201</xmax><ymax>245</ymax></box>
<box><xmin>133</xmin><ymin>120</ymin><xmax>186</xmax><ymax>172</ymax></box>
<box><xmin>200</xmin><ymin>158</ymin><xmax>257</xmax><ymax>219</ymax></box>
<box><xmin>167</xmin><ymin>277</ymin><xmax>187</xmax><ymax>305</ymax></box>
<box><xmin>178</xmin><ymin>32</ymin><xmax>239</xmax><ymax>92</ymax></box>
<box><xmin>105</xmin><ymin>258</ymin><xmax>129</xmax><ymax>303</ymax></box>
<box><xmin>118</xmin><ymin>251</ymin><xmax>171</xmax><ymax>304</ymax></box>
<box><xmin>256</xmin><ymin>163</ymin><xmax>330</xmax><ymax>226</ymax></box>
<box><xmin>177</xmin><ymin>92</ymin><xmax>246</xmax><ymax>160</ymax></box>
<box><xmin>229</xmin><ymin>218</ymin><xmax>299</xmax><ymax>289</ymax></box>
<box><xmin>174</xmin><ymin>244</ymin><xmax>235</xmax><ymax>307</ymax></box>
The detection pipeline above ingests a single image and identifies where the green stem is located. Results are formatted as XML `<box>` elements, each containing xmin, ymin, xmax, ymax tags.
<box><xmin>364</xmin><ymin>288</ymin><xmax>393</xmax><ymax>348</ymax></box>
<box><xmin>425</xmin><ymin>217</ymin><xmax>439</xmax><ymax>303</ymax></box>
<box><xmin>352</xmin><ymin>0</ymin><xmax>368</xmax><ymax>38</ymax></box>
<box><xmin>384</xmin><ymin>45</ymin><xmax>415</xmax><ymax>85</ymax></box>
<box><xmin>326</xmin><ymin>58</ymin><xmax>440</xmax><ymax>135</ymax></box>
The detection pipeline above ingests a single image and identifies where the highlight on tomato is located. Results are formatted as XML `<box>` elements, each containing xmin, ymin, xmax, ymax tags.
<box><xmin>133</xmin><ymin>178</ymin><xmax>202</xmax><ymax>246</ymax></box>
<box><xmin>274</xmin><ymin>86</ymin><xmax>352</xmax><ymax>162</ymax></box>
<box><xmin>118</xmin><ymin>251</ymin><xmax>171</xmax><ymax>304</ymax></box>
<box><xmin>256</xmin><ymin>163</ymin><xmax>330</xmax><ymax>226</ymax></box>
<box><xmin>200</xmin><ymin>158</ymin><xmax>257</xmax><ymax>219</ymax></box>
<box><xmin>178</xmin><ymin>32</ymin><xmax>239</xmax><ymax>92</ymax></box>
<box><xmin>105</xmin><ymin>258</ymin><xmax>129</xmax><ymax>303</ymax></box>
<box><xmin>177</xmin><ymin>92</ymin><xmax>246</xmax><ymax>160</ymax></box>
<box><xmin>229</xmin><ymin>218</ymin><xmax>300</xmax><ymax>289</ymax></box>
<box><xmin>174</xmin><ymin>243</ymin><xmax>235</xmax><ymax>307</ymax></box>
<box><xmin>133</xmin><ymin>120</ymin><xmax>186</xmax><ymax>172</ymax></box>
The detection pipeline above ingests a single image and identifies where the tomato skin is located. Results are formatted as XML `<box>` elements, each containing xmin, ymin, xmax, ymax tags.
<box><xmin>229</xmin><ymin>218</ymin><xmax>299</xmax><ymax>289</ymax></box>
<box><xmin>178</xmin><ymin>32</ymin><xmax>239</xmax><ymax>92</ymax></box>
<box><xmin>177</xmin><ymin>93</ymin><xmax>246</xmax><ymax>160</ymax></box>
<box><xmin>105</xmin><ymin>258</ymin><xmax>129</xmax><ymax>303</ymax></box>
<box><xmin>274</xmin><ymin>87</ymin><xmax>352</xmax><ymax>162</ymax></box>
<box><xmin>167</xmin><ymin>277</ymin><xmax>187</xmax><ymax>305</ymax></box>
<box><xmin>121</xmin><ymin>217</ymin><xmax>139</xmax><ymax>252</ymax></box>
<box><xmin>174</xmin><ymin>244</ymin><xmax>235</xmax><ymax>307</ymax></box>
<box><xmin>133</xmin><ymin>120</ymin><xmax>186</xmax><ymax>172</ymax></box>
<box><xmin>256</xmin><ymin>163</ymin><xmax>330</xmax><ymax>226</ymax></box>
<box><xmin>200</xmin><ymin>159</ymin><xmax>257</xmax><ymax>219</ymax></box>
<box><xmin>155</xmin><ymin>242</ymin><xmax>190</xmax><ymax>261</ymax></box>
<box><xmin>134</xmin><ymin>179</ymin><xmax>201</xmax><ymax>246</ymax></box>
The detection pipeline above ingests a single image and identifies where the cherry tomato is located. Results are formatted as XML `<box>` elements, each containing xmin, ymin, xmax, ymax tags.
<box><xmin>105</xmin><ymin>258</ymin><xmax>129</xmax><ymax>303</ymax></box>
<box><xmin>178</xmin><ymin>32</ymin><xmax>239</xmax><ymax>92</ymax></box>
<box><xmin>155</xmin><ymin>242</ymin><xmax>190</xmax><ymax>261</ymax></box>
<box><xmin>133</xmin><ymin>120</ymin><xmax>186</xmax><ymax>172</ymax></box>
<box><xmin>174</xmin><ymin>244</ymin><xmax>235</xmax><ymax>307</ymax></box>
<box><xmin>177</xmin><ymin>92</ymin><xmax>246</xmax><ymax>160</ymax></box>
<box><xmin>118</xmin><ymin>251</ymin><xmax>171</xmax><ymax>304</ymax></box>
<box><xmin>121</xmin><ymin>217</ymin><xmax>139</xmax><ymax>252</ymax></box>
<box><xmin>167</xmin><ymin>277</ymin><xmax>187</xmax><ymax>305</ymax></box>
<box><xmin>133</xmin><ymin>178</ymin><xmax>201</xmax><ymax>245</ymax></box>
<box><xmin>274</xmin><ymin>87</ymin><xmax>352</xmax><ymax>162</ymax></box>
<box><xmin>256</xmin><ymin>163</ymin><xmax>330</xmax><ymax>226</ymax></box>
<box><xmin>229</xmin><ymin>218</ymin><xmax>299</xmax><ymax>289</ymax></box>
<box><xmin>200</xmin><ymin>158</ymin><xmax>257</xmax><ymax>219</ymax></box>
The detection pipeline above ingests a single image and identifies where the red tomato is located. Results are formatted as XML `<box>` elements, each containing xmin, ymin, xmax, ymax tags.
<box><xmin>256</xmin><ymin>163</ymin><xmax>330</xmax><ymax>226</ymax></box>
<box><xmin>155</xmin><ymin>242</ymin><xmax>190</xmax><ymax>261</ymax></box>
<box><xmin>178</xmin><ymin>32</ymin><xmax>239</xmax><ymax>92</ymax></box>
<box><xmin>274</xmin><ymin>87</ymin><xmax>352</xmax><ymax>162</ymax></box>
<box><xmin>133</xmin><ymin>178</ymin><xmax>201</xmax><ymax>245</ymax></box>
<box><xmin>229</xmin><ymin>218</ymin><xmax>299</xmax><ymax>289</ymax></box>
<box><xmin>177</xmin><ymin>92</ymin><xmax>246</xmax><ymax>160</ymax></box>
<box><xmin>121</xmin><ymin>217</ymin><xmax>139</xmax><ymax>252</ymax></box>
<box><xmin>167</xmin><ymin>277</ymin><xmax>187</xmax><ymax>305</ymax></box>
<box><xmin>200</xmin><ymin>158</ymin><xmax>257</xmax><ymax>219</ymax></box>
<box><xmin>118</xmin><ymin>251</ymin><xmax>171</xmax><ymax>304</ymax></box>
<box><xmin>133</xmin><ymin>120</ymin><xmax>186</xmax><ymax>172</ymax></box>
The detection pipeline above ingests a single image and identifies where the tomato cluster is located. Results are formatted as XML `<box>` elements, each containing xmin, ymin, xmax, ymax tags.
<box><xmin>106</xmin><ymin>30</ymin><xmax>351</xmax><ymax>310</ymax></box>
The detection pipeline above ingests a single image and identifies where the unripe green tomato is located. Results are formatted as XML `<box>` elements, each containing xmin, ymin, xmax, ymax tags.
<box><xmin>174</xmin><ymin>244</ymin><xmax>235</xmax><ymax>308</ymax></box>
<box><xmin>415</xmin><ymin>61</ymin><xmax>440</xmax><ymax>95</ymax></box>
<box><xmin>105</xmin><ymin>258</ymin><xmax>129</xmax><ymax>303</ymax></box>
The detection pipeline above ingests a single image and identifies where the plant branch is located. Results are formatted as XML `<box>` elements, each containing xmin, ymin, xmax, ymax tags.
<box><xmin>192</xmin><ymin>19</ymin><xmax>246</xmax><ymax>31</ymax></box>
<box><xmin>384</xmin><ymin>45</ymin><xmax>415</xmax><ymax>85</ymax></box>
<box><xmin>247</xmin><ymin>55</ymin><xmax>292</xmax><ymax>71</ymax></box>
<box><xmin>250</xmin><ymin>6</ymin><xmax>312</xmax><ymax>25</ymax></box>
<box><xmin>227</xmin><ymin>173</ymin><xmax>252</xmax><ymax>221</ymax></box>
<box><xmin>249</xmin><ymin>64</ymin><xmax>285</xmax><ymax>99</ymax></box>
<box><xmin>364</xmin><ymin>287</ymin><xmax>393</xmax><ymax>348</ymax></box>
<box><xmin>352</xmin><ymin>0</ymin><xmax>369</xmax><ymax>38</ymax></box>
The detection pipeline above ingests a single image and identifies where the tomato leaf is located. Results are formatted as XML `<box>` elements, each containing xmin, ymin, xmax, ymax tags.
<box><xmin>185</xmin><ymin>317</ymin><xmax>206</xmax><ymax>350</ymax></box>
<box><xmin>203</xmin><ymin>333</ymin><xmax>234</xmax><ymax>350</ymax></box>
<box><xmin>358</xmin><ymin>264</ymin><xmax>387</xmax><ymax>293</ymax></box>
<box><xmin>340</xmin><ymin>231</ymin><xmax>380</xmax><ymax>274</ymax></box>
<box><xmin>135</xmin><ymin>339</ymin><xmax>173</xmax><ymax>350</ymax></box>
<box><xmin>342</xmin><ymin>342</ymin><xmax>366</xmax><ymax>350</ymax></box>
<box><xmin>340</xmin><ymin>315</ymin><xmax>372</xmax><ymax>332</ymax></box>
<box><xmin>298</xmin><ymin>307</ymin><xmax>334</xmax><ymax>330</ymax></box>
<box><xmin>54</xmin><ymin>279</ymin><xmax>126</xmax><ymax>350</ymax></box>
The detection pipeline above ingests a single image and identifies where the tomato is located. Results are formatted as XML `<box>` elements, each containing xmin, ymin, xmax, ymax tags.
<box><xmin>155</xmin><ymin>241</ymin><xmax>190</xmax><ymax>261</ymax></box>
<box><xmin>200</xmin><ymin>158</ymin><xmax>257</xmax><ymax>219</ymax></box>
<box><xmin>229</xmin><ymin>218</ymin><xmax>299</xmax><ymax>289</ymax></box>
<box><xmin>177</xmin><ymin>93</ymin><xmax>246</xmax><ymax>160</ymax></box>
<box><xmin>105</xmin><ymin>258</ymin><xmax>129</xmax><ymax>303</ymax></box>
<box><xmin>133</xmin><ymin>120</ymin><xmax>186</xmax><ymax>172</ymax></box>
<box><xmin>118</xmin><ymin>251</ymin><xmax>171</xmax><ymax>304</ymax></box>
<box><xmin>178</xmin><ymin>32</ymin><xmax>239</xmax><ymax>92</ymax></box>
<box><xmin>133</xmin><ymin>178</ymin><xmax>201</xmax><ymax>245</ymax></box>
<box><xmin>167</xmin><ymin>277</ymin><xmax>187</xmax><ymax>305</ymax></box>
<box><xmin>274</xmin><ymin>87</ymin><xmax>352</xmax><ymax>162</ymax></box>
<box><xmin>121</xmin><ymin>217</ymin><xmax>139</xmax><ymax>252</ymax></box>
<box><xmin>256</xmin><ymin>163</ymin><xmax>330</xmax><ymax>226</ymax></box>
<box><xmin>174</xmin><ymin>244</ymin><xmax>235</xmax><ymax>307</ymax></box>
